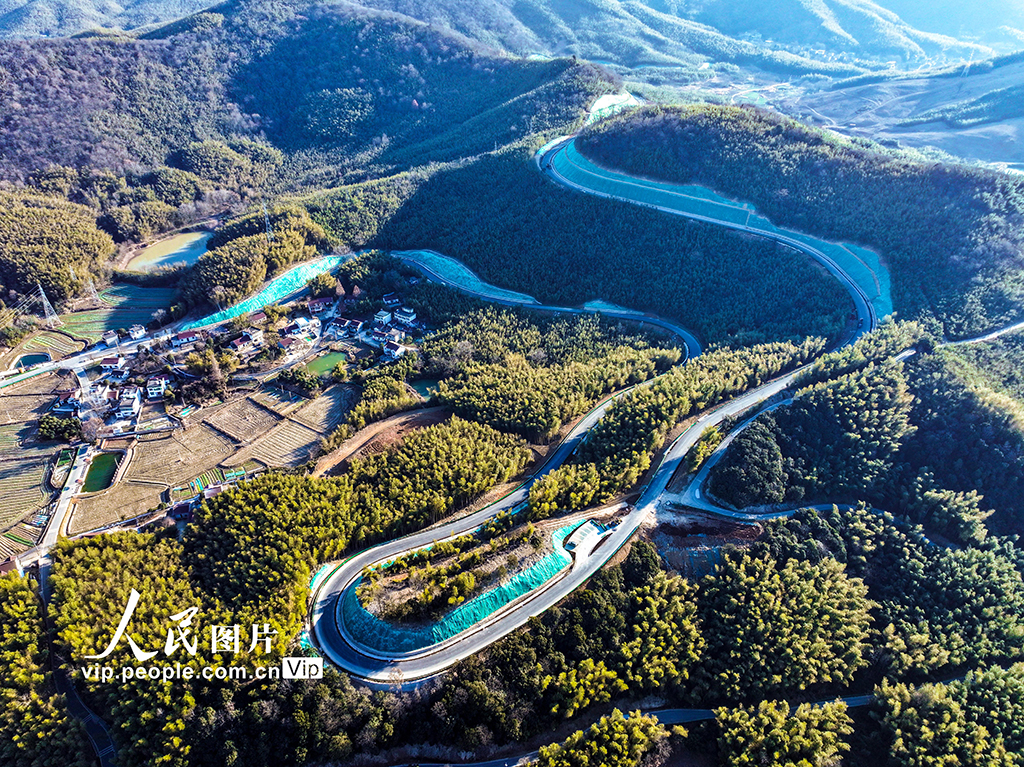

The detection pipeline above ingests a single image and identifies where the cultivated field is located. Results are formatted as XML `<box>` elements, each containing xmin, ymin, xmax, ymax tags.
<box><xmin>205</xmin><ymin>398</ymin><xmax>283</xmax><ymax>443</ymax></box>
<box><xmin>0</xmin><ymin>458</ymin><xmax>50</xmax><ymax>530</ymax></box>
<box><xmin>69</xmin><ymin>425</ymin><xmax>236</xmax><ymax>533</ymax></box>
<box><xmin>0</xmin><ymin>372</ymin><xmax>68</xmax><ymax>553</ymax></box>
<box><xmin>59</xmin><ymin>285</ymin><xmax>175</xmax><ymax>343</ymax></box>
<box><xmin>242</xmin><ymin>420</ymin><xmax>323</xmax><ymax>468</ymax></box>
<box><xmin>224</xmin><ymin>384</ymin><xmax>356</xmax><ymax>468</ymax></box>
<box><xmin>20</xmin><ymin>331</ymin><xmax>86</xmax><ymax>360</ymax></box>
<box><xmin>250</xmin><ymin>386</ymin><xmax>307</xmax><ymax>416</ymax></box>
<box><xmin>291</xmin><ymin>385</ymin><xmax>356</xmax><ymax>433</ymax></box>
<box><xmin>129</xmin><ymin>426</ymin><xmax>236</xmax><ymax>484</ymax></box>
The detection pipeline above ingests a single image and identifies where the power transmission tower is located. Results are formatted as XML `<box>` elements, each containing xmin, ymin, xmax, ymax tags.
<box><xmin>262</xmin><ymin>202</ymin><xmax>274</xmax><ymax>244</ymax></box>
<box><xmin>37</xmin><ymin>283</ymin><xmax>63</xmax><ymax>328</ymax></box>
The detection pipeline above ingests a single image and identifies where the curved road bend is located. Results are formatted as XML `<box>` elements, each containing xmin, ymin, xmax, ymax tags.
<box><xmin>393</xmin><ymin>250</ymin><xmax>703</xmax><ymax>362</ymax></box>
<box><xmin>311</xmin><ymin>351</ymin><xmax>847</xmax><ymax>685</ymax></box>
<box><xmin>312</xmin><ymin>139</ymin><xmax>881</xmax><ymax>686</ymax></box>
<box><xmin>387</xmin><ymin>695</ymin><xmax>874</xmax><ymax>767</ymax></box>
<box><xmin>537</xmin><ymin>136</ymin><xmax>877</xmax><ymax>333</ymax></box>
<box><xmin>312</xmin><ymin>381</ymin><xmax>650</xmax><ymax>685</ymax></box>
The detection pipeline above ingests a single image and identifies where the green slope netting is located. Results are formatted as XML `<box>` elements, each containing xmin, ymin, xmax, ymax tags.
<box><xmin>394</xmin><ymin>249</ymin><xmax>540</xmax><ymax>304</ymax></box>
<box><xmin>552</xmin><ymin>141</ymin><xmax>893</xmax><ymax>319</ymax></box>
<box><xmin>182</xmin><ymin>255</ymin><xmax>345</xmax><ymax>331</ymax></box>
<box><xmin>342</xmin><ymin>524</ymin><xmax>578</xmax><ymax>654</ymax></box>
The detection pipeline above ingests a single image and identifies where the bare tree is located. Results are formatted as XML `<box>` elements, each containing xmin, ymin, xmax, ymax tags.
<box><xmin>211</xmin><ymin>285</ymin><xmax>227</xmax><ymax>311</ymax></box>
<box><xmin>80</xmin><ymin>416</ymin><xmax>104</xmax><ymax>443</ymax></box>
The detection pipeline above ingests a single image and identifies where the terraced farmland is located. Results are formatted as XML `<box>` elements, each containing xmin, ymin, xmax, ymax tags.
<box><xmin>0</xmin><ymin>458</ymin><xmax>52</xmax><ymax>530</ymax></box>
<box><xmin>21</xmin><ymin>331</ymin><xmax>86</xmax><ymax>360</ymax></box>
<box><xmin>291</xmin><ymin>385</ymin><xmax>355</xmax><ymax>433</ymax></box>
<box><xmin>250</xmin><ymin>386</ymin><xmax>306</xmax><ymax>416</ymax></box>
<box><xmin>205</xmin><ymin>398</ymin><xmax>282</xmax><ymax>443</ymax></box>
<box><xmin>248</xmin><ymin>420</ymin><xmax>322</xmax><ymax>467</ymax></box>
<box><xmin>0</xmin><ymin>395</ymin><xmax>55</xmax><ymax>426</ymax></box>
<box><xmin>129</xmin><ymin>427</ymin><xmax>235</xmax><ymax>484</ymax></box>
<box><xmin>69</xmin><ymin>426</ymin><xmax>236</xmax><ymax>532</ymax></box>
<box><xmin>59</xmin><ymin>285</ymin><xmax>175</xmax><ymax>342</ymax></box>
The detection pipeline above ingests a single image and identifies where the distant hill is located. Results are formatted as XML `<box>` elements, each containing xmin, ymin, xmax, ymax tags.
<box><xmin>1</xmin><ymin>0</ymin><xmax>1010</xmax><ymax>77</ymax></box>
<box><xmin>775</xmin><ymin>53</ymin><xmax>1024</xmax><ymax>169</ymax></box>
<box><xmin>691</xmin><ymin>0</ymin><xmax>993</xmax><ymax>61</ymax></box>
<box><xmin>874</xmin><ymin>0</ymin><xmax>1024</xmax><ymax>49</ymax></box>
<box><xmin>325</xmin><ymin>0</ymin><xmax>999</xmax><ymax>75</ymax></box>
<box><xmin>0</xmin><ymin>0</ymin><xmax>610</xmax><ymax>182</ymax></box>
<box><xmin>0</xmin><ymin>0</ymin><xmax>211</xmax><ymax>39</ymax></box>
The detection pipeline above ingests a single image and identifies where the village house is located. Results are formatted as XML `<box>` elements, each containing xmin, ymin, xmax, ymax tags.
<box><xmin>394</xmin><ymin>306</ymin><xmax>417</xmax><ymax>326</ymax></box>
<box><xmin>102</xmin><ymin>330</ymin><xmax>119</xmax><ymax>347</ymax></box>
<box><xmin>117</xmin><ymin>387</ymin><xmax>142</xmax><ymax>420</ymax></box>
<box><xmin>383</xmin><ymin>341</ymin><xmax>406</xmax><ymax>360</ymax></box>
<box><xmin>51</xmin><ymin>390</ymin><xmax>82</xmax><ymax>417</ymax></box>
<box><xmin>171</xmin><ymin>331</ymin><xmax>199</xmax><ymax>349</ymax></box>
<box><xmin>307</xmin><ymin>297</ymin><xmax>333</xmax><ymax>314</ymax></box>
<box><xmin>100</xmin><ymin>356</ymin><xmax>125</xmax><ymax>371</ymax></box>
<box><xmin>374</xmin><ymin>309</ymin><xmax>392</xmax><ymax>325</ymax></box>
<box><xmin>128</xmin><ymin>324</ymin><xmax>146</xmax><ymax>340</ymax></box>
<box><xmin>382</xmin><ymin>292</ymin><xmax>402</xmax><ymax>308</ymax></box>
<box><xmin>146</xmin><ymin>376</ymin><xmax>169</xmax><ymax>399</ymax></box>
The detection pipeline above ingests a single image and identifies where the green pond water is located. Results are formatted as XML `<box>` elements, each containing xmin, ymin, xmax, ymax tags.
<box><xmin>306</xmin><ymin>351</ymin><xmax>347</xmax><ymax>376</ymax></box>
<box><xmin>83</xmin><ymin>453</ymin><xmax>119</xmax><ymax>493</ymax></box>
<box><xmin>411</xmin><ymin>379</ymin><xmax>439</xmax><ymax>398</ymax></box>
<box><xmin>127</xmin><ymin>232</ymin><xmax>213</xmax><ymax>272</ymax></box>
<box><xmin>14</xmin><ymin>353</ymin><xmax>49</xmax><ymax>368</ymax></box>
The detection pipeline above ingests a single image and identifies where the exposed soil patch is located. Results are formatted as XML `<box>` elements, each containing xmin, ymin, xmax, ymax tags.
<box><xmin>647</xmin><ymin>507</ymin><xmax>761</xmax><ymax>580</ymax></box>
<box><xmin>316</xmin><ymin>406</ymin><xmax>450</xmax><ymax>476</ymax></box>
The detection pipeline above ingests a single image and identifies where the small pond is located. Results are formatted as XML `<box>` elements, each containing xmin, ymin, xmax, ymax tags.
<box><xmin>13</xmin><ymin>353</ymin><xmax>49</xmax><ymax>369</ymax></box>
<box><xmin>305</xmin><ymin>351</ymin><xmax>347</xmax><ymax>376</ymax></box>
<box><xmin>410</xmin><ymin>379</ymin><xmax>439</xmax><ymax>399</ymax></box>
<box><xmin>83</xmin><ymin>452</ymin><xmax>120</xmax><ymax>493</ymax></box>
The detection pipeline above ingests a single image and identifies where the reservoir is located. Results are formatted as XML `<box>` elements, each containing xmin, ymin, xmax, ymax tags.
<box><xmin>127</xmin><ymin>232</ymin><xmax>213</xmax><ymax>272</ymax></box>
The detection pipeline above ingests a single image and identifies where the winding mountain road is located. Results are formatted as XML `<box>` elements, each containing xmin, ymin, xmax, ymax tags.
<box><xmin>308</xmin><ymin>137</ymin><xmax>879</xmax><ymax>686</ymax></box>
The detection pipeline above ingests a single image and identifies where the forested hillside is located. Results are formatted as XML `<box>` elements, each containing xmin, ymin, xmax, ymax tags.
<box><xmin>0</xmin><ymin>0</ymin><xmax>609</xmax><ymax>184</ymax></box>
<box><xmin>50</xmin><ymin>416</ymin><xmax>531</xmax><ymax>767</ymax></box>
<box><xmin>579</xmin><ymin>105</ymin><xmax>1024</xmax><ymax>339</ymax></box>
<box><xmin>0</xmin><ymin>190</ymin><xmax>114</xmax><ymax>300</ymax></box>
<box><xmin>304</xmin><ymin>143</ymin><xmax>851</xmax><ymax>346</ymax></box>
<box><xmin>2</xmin><ymin>0</ymin><xmax>1003</xmax><ymax>77</ymax></box>
<box><xmin>707</xmin><ymin>324</ymin><xmax>1024</xmax><ymax>537</ymax></box>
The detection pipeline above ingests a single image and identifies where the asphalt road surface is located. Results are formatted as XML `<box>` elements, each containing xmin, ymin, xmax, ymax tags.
<box><xmin>310</xmin><ymin>138</ymin><xmax>880</xmax><ymax>686</ymax></box>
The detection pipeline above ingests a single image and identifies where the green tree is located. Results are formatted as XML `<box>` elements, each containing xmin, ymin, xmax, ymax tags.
<box><xmin>872</xmin><ymin>680</ymin><xmax>1016</xmax><ymax>766</ymax></box>
<box><xmin>696</xmin><ymin>553</ymin><xmax>873</xmax><ymax>701</ymax></box>
<box><xmin>536</xmin><ymin>709</ymin><xmax>669</xmax><ymax>767</ymax></box>
<box><xmin>716</xmin><ymin>699</ymin><xmax>853</xmax><ymax>767</ymax></box>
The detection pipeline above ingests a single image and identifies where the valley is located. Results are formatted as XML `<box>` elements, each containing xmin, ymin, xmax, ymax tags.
<box><xmin>2</xmin><ymin>2</ymin><xmax>1024</xmax><ymax>767</ymax></box>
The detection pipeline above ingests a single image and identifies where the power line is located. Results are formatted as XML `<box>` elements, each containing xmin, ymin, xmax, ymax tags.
<box><xmin>37</xmin><ymin>283</ymin><xmax>63</xmax><ymax>329</ymax></box>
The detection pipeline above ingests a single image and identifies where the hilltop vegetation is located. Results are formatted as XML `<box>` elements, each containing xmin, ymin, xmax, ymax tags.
<box><xmin>0</xmin><ymin>0</ymin><xmax>610</xmax><ymax>186</ymax></box>
<box><xmin>0</xmin><ymin>189</ymin><xmax>114</xmax><ymax>300</ymax></box>
<box><xmin>0</xmin><ymin>574</ymin><xmax>93</xmax><ymax>767</ymax></box>
<box><xmin>3</xmin><ymin>0</ymin><xmax>1005</xmax><ymax>79</ymax></box>
<box><xmin>304</xmin><ymin>144</ymin><xmax>852</xmax><ymax>346</ymax></box>
<box><xmin>49</xmin><ymin>416</ymin><xmax>531</xmax><ymax>767</ymax></box>
<box><xmin>706</xmin><ymin>323</ymin><xmax>1024</xmax><ymax>538</ymax></box>
<box><xmin>579</xmin><ymin>104</ymin><xmax>1024</xmax><ymax>339</ymax></box>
